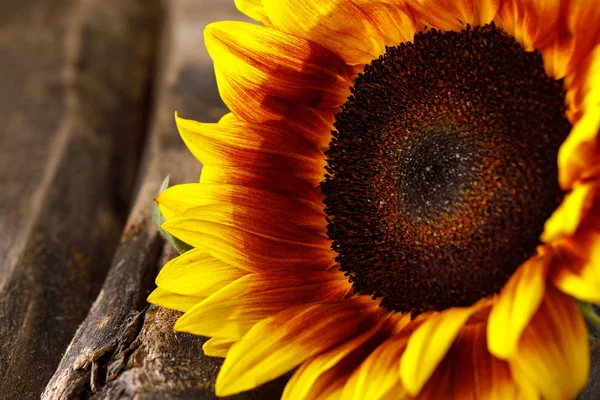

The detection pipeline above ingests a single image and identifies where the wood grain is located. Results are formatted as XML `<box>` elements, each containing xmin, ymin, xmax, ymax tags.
<box><xmin>0</xmin><ymin>1</ymin><xmax>160</xmax><ymax>398</ymax></box>
<box><xmin>43</xmin><ymin>1</ymin><xmax>287</xmax><ymax>398</ymax></box>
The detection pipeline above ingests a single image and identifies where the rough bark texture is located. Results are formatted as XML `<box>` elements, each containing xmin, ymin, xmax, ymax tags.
<box><xmin>42</xmin><ymin>1</ymin><xmax>287</xmax><ymax>398</ymax></box>
<box><xmin>0</xmin><ymin>1</ymin><xmax>159</xmax><ymax>399</ymax></box>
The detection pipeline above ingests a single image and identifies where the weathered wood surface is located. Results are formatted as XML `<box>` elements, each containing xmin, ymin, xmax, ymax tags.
<box><xmin>43</xmin><ymin>1</ymin><xmax>288</xmax><ymax>398</ymax></box>
<box><xmin>0</xmin><ymin>1</ymin><xmax>159</xmax><ymax>398</ymax></box>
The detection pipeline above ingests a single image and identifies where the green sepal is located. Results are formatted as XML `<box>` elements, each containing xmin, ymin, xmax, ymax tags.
<box><xmin>152</xmin><ymin>175</ymin><xmax>193</xmax><ymax>254</ymax></box>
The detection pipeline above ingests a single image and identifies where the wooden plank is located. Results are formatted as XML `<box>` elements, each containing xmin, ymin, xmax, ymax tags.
<box><xmin>0</xmin><ymin>1</ymin><xmax>160</xmax><ymax>398</ymax></box>
<box><xmin>43</xmin><ymin>1</ymin><xmax>288</xmax><ymax>398</ymax></box>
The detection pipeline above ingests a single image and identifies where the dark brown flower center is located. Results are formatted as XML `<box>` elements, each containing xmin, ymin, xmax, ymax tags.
<box><xmin>321</xmin><ymin>24</ymin><xmax>571</xmax><ymax>315</ymax></box>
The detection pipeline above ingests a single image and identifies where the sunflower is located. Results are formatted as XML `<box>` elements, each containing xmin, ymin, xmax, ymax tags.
<box><xmin>148</xmin><ymin>0</ymin><xmax>600</xmax><ymax>398</ymax></box>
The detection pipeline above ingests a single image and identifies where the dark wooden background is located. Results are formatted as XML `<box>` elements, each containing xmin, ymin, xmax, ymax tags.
<box><xmin>0</xmin><ymin>1</ymin><xmax>598</xmax><ymax>399</ymax></box>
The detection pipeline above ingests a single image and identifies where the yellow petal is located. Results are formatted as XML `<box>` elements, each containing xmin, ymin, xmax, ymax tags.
<box><xmin>156</xmin><ymin>248</ymin><xmax>245</xmax><ymax>297</ymax></box>
<box><xmin>199</xmin><ymin>165</ymin><xmax>325</xmax><ymax>211</ymax></box>
<box><xmin>487</xmin><ymin>253</ymin><xmax>551</xmax><ymax>359</ymax></box>
<box><xmin>352</xmin><ymin>0</ymin><xmax>417</xmax><ymax>45</ymax></box>
<box><xmin>417</xmin><ymin>322</ymin><xmax>526</xmax><ymax>400</ymax></box>
<box><xmin>541</xmin><ymin>181</ymin><xmax>596</xmax><ymax>242</ymax></box>
<box><xmin>412</xmin><ymin>0</ymin><xmax>500</xmax><ymax>31</ymax></box>
<box><xmin>147</xmin><ymin>287</ymin><xmax>204</xmax><ymax>313</ymax></box>
<box><xmin>203</xmin><ymin>337</ymin><xmax>236</xmax><ymax>357</ymax></box>
<box><xmin>234</xmin><ymin>0</ymin><xmax>270</xmax><ymax>25</ymax></box>
<box><xmin>163</xmin><ymin>203</ymin><xmax>329</xmax><ymax>247</ymax></box>
<box><xmin>551</xmin><ymin>233</ymin><xmax>600</xmax><ymax>302</ymax></box>
<box><xmin>494</xmin><ymin>0</ymin><xmax>562</xmax><ymax>52</ymax></box>
<box><xmin>541</xmin><ymin>0</ymin><xmax>600</xmax><ymax>79</ymax></box>
<box><xmin>509</xmin><ymin>287</ymin><xmax>590</xmax><ymax>400</ymax></box>
<box><xmin>157</xmin><ymin>182</ymin><xmax>325</xmax><ymax>231</ymax></box>
<box><xmin>214</xmin><ymin>297</ymin><xmax>379</xmax><ymax>396</ymax></box>
<box><xmin>282</xmin><ymin>314</ymin><xmax>397</xmax><ymax>400</ymax></box>
<box><xmin>174</xmin><ymin>269</ymin><xmax>350</xmax><ymax>339</ymax></box>
<box><xmin>174</xmin><ymin>113</ymin><xmax>326</xmax><ymax>185</ymax></box>
<box><xmin>262</xmin><ymin>0</ymin><xmax>385</xmax><ymax>64</ymax></box>
<box><xmin>162</xmin><ymin>216</ymin><xmax>334</xmax><ymax>272</ymax></box>
<box><xmin>399</xmin><ymin>299</ymin><xmax>487</xmax><ymax>396</ymax></box>
<box><xmin>205</xmin><ymin>21</ymin><xmax>352</xmax><ymax>115</ymax></box>
<box><xmin>341</xmin><ymin>332</ymin><xmax>409</xmax><ymax>400</ymax></box>
<box><xmin>559</xmin><ymin>44</ymin><xmax>600</xmax><ymax>189</ymax></box>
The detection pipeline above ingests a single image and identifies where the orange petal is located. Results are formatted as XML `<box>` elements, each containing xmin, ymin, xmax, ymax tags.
<box><xmin>352</xmin><ymin>0</ymin><xmax>417</xmax><ymax>45</ymax></box>
<box><xmin>203</xmin><ymin>337</ymin><xmax>236</xmax><ymax>358</ymax></box>
<box><xmin>417</xmin><ymin>323</ymin><xmax>524</xmax><ymax>400</ymax></box>
<box><xmin>541</xmin><ymin>181</ymin><xmax>597</xmax><ymax>242</ymax></box>
<box><xmin>156</xmin><ymin>183</ymin><xmax>326</xmax><ymax>233</ymax></box>
<box><xmin>341</xmin><ymin>331</ymin><xmax>410</xmax><ymax>400</ymax></box>
<box><xmin>282</xmin><ymin>313</ymin><xmax>398</xmax><ymax>400</ymax></box>
<box><xmin>205</xmin><ymin>21</ymin><xmax>352</xmax><ymax>113</ymax></box>
<box><xmin>541</xmin><ymin>0</ymin><xmax>600</xmax><ymax>79</ymax></box>
<box><xmin>487</xmin><ymin>253</ymin><xmax>551</xmax><ymax>359</ymax></box>
<box><xmin>494</xmin><ymin>0</ymin><xmax>564</xmax><ymax>52</ymax></box>
<box><xmin>559</xmin><ymin>45</ymin><xmax>600</xmax><ymax>189</ymax></box>
<box><xmin>147</xmin><ymin>287</ymin><xmax>204</xmax><ymax>313</ymax></box>
<box><xmin>234</xmin><ymin>0</ymin><xmax>270</xmax><ymax>25</ymax></box>
<box><xmin>155</xmin><ymin>248</ymin><xmax>245</xmax><ymax>297</ymax></box>
<box><xmin>214</xmin><ymin>297</ymin><xmax>380</xmax><ymax>396</ymax></box>
<box><xmin>412</xmin><ymin>0</ymin><xmax>500</xmax><ymax>31</ymax></box>
<box><xmin>200</xmin><ymin>165</ymin><xmax>325</xmax><ymax>211</ymax></box>
<box><xmin>399</xmin><ymin>299</ymin><xmax>488</xmax><ymax>396</ymax></box>
<box><xmin>509</xmin><ymin>287</ymin><xmax>590</xmax><ymax>400</ymax></box>
<box><xmin>162</xmin><ymin>202</ymin><xmax>334</xmax><ymax>272</ymax></box>
<box><xmin>157</xmin><ymin>182</ymin><xmax>327</xmax><ymax>232</ymax></box>
<box><xmin>550</xmin><ymin>233</ymin><xmax>600</xmax><ymax>302</ymax></box>
<box><xmin>162</xmin><ymin>220</ymin><xmax>335</xmax><ymax>272</ymax></box>
<box><xmin>262</xmin><ymin>0</ymin><xmax>386</xmax><ymax>65</ymax></box>
<box><xmin>165</xmin><ymin>203</ymin><xmax>328</xmax><ymax>245</ymax></box>
<box><xmin>175</xmin><ymin>114</ymin><xmax>326</xmax><ymax>185</ymax></box>
<box><xmin>174</xmin><ymin>269</ymin><xmax>350</xmax><ymax>340</ymax></box>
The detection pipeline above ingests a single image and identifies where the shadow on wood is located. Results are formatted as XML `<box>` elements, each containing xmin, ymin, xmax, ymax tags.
<box><xmin>43</xmin><ymin>1</ymin><xmax>287</xmax><ymax>398</ymax></box>
<box><xmin>0</xmin><ymin>1</ymin><xmax>160</xmax><ymax>399</ymax></box>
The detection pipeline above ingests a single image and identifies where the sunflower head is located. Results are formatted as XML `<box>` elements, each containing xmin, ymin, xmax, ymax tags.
<box><xmin>150</xmin><ymin>0</ymin><xmax>600</xmax><ymax>398</ymax></box>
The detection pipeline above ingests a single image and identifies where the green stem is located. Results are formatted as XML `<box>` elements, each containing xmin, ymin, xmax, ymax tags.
<box><xmin>578</xmin><ymin>301</ymin><xmax>600</xmax><ymax>331</ymax></box>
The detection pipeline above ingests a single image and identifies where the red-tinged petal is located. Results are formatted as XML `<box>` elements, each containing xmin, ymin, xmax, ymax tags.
<box><xmin>509</xmin><ymin>287</ymin><xmax>590</xmax><ymax>400</ymax></box>
<box><xmin>550</xmin><ymin>233</ymin><xmax>600</xmax><ymax>302</ymax></box>
<box><xmin>214</xmin><ymin>297</ymin><xmax>381</xmax><ymax>396</ymax></box>
<box><xmin>282</xmin><ymin>313</ymin><xmax>399</xmax><ymax>400</ymax></box>
<box><xmin>155</xmin><ymin>248</ymin><xmax>245</xmax><ymax>297</ymax></box>
<box><xmin>175</xmin><ymin>269</ymin><xmax>350</xmax><ymax>340</ymax></box>
<box><xmin>216</xmin><ymin>109</ymin><xmax>336</xmax><ymax>151</ymax></box>
<box><xmin>200</xmin><ymin>166</ymin><xmax>325</xmax><ymax>212</ymax></box>
<box><xmin>495</xmin><ymin>0</ymin><xmax>564</xmax><ymax>52</ymax></box>
<box><xmin>205</xmin><ymin>22</ymin><xmax>353</xmax><ymax>112</ymax></box>
<box><xmin>234</xmin><ymin>0</ymin><xmax>270</xmax><ymax>25</ymax></box>
<box><xmin>412</xmin><ymin>0</ymin><xmax>500</xmax><ymax>31</ymax></box>
<box><xmin>341</xmin><ymin>331</ymin><xmax>410</xmax><ymax>400</ymax></box>
<box><xmin>147</xmin><ymin>287</ymin><xmax>205</xmax><ymax>313</ymax></box>
<box><xmin>175</xmin><ymin>114</ymin><xmax>327</xmax><ymax>185</ymax></box>
<box><xmin>165</xmin><ymin>203</ymin><xmax>329</xmax><ymax>246</ymax></box>
<box><xmin>262</xmin><ymin>0</ymin><xmax>386</xmax><ymax>65</ymax></box>
<box><xmin>399</xmin><ymin>299</ymin><xmax>489</xmax><ymax>396</ymax></box>
<box><xmin>559</xmin><ymin>45</ymin><xmax>600</xmax><ymax>189</ymax></box>
<box><xmin>416</xmin><ymin>323</ymin><xmax>525</xmax><ymax>400</ymax></box>
<box><xmin>157</xmin><ymin>183</ymin><xmax>327</xmax><ymax>232</ymax></box>
<box><xmin>487</xmin><ymin>253</ymin><xmax>551</xmax><ymax>360</ymax></box>
<box><xmin>541</xmin><ymin>181</ymin><xmax>598</xmax><ymax>242</ymax></box>
<box><xmin>203</xmin><ymin>337</ymin><xmax>236</xmax><ymax>358</ymax></box>
<box><xmin>541</xmin><ymin>0</ymin><xmax>600</xmax><ymax>79</ymax></box>
<box><xmin>162</xmin><ymin>218</ymin><xmax>335</xmax><ymax>272</ymax></box>
<box><xmin>353</xmin><ymin>0</ymin><xmax>417</xmax><ymax>46</ymax></box>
